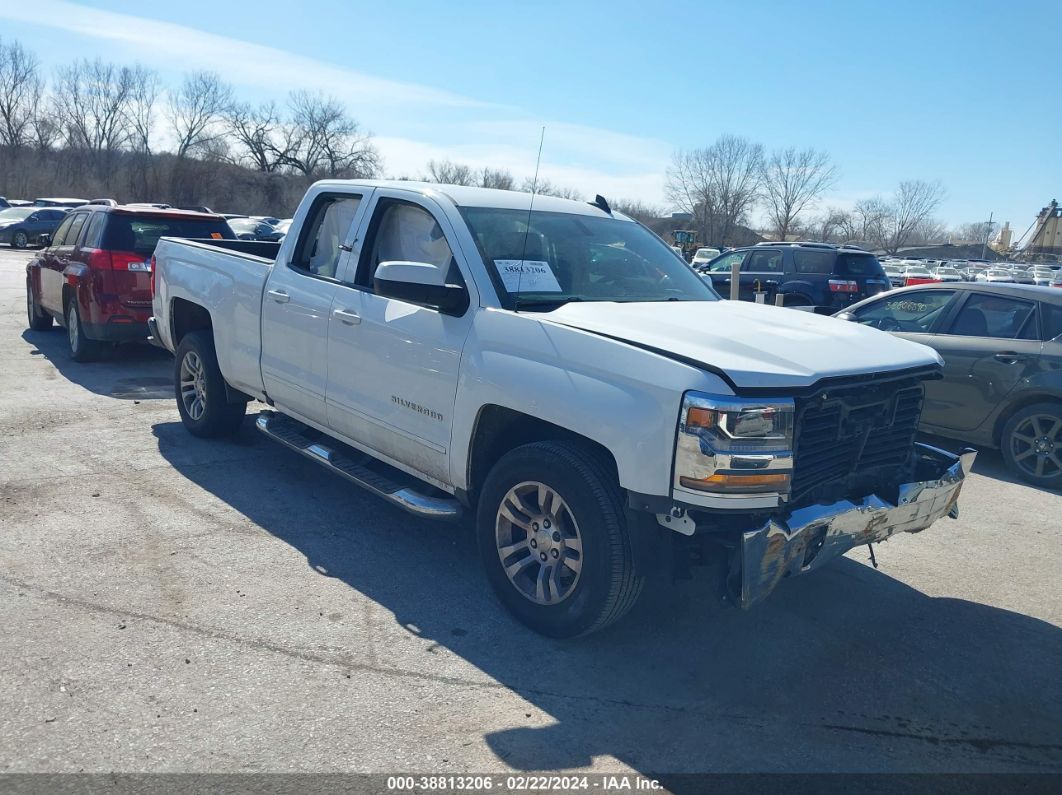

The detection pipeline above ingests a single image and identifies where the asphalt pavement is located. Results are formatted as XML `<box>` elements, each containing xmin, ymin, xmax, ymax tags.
<box><xmin>1</xmin><ymin>246</ymin><xmax>1060</xmax><ymax>776</ymax></box>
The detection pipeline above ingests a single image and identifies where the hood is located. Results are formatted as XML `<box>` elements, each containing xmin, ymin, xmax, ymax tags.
<box><xmin>540</xmin><ymin>300</ymin><xmax>942</xmax><ymax>390</ymax></box>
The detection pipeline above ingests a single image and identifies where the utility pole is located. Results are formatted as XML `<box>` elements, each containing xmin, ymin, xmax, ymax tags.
<box><xmin>981</xmin><ymin>211</ymin><xmax>993</xmax><ymax>260</ymax></box>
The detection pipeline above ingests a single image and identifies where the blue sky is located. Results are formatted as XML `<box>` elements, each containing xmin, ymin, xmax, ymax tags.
<box><xmin>2</xmin><ymin>0</ymin><xmax>1058</xmax><ymax>233</ymax></box>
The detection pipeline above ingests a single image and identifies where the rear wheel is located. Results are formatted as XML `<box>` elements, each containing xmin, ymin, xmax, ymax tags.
<box><xmin>1002</xmin><ymin>403</ymin><xmax>1062</xmax><ymax>488</ymax></box>
<box><xmin>476</xmin><ymin>440</ymin><xmax>644</xmax><ymax>637</ymax></box>
<box><xmin>66</xmin><ymin>298</ymin><xmax>101</xmax><ymax>362</ymax></box>
<box><xmin>174</xmin><ymin>330</ymin><xmax>246</xmax><ymax>438</ymax></box>
<box><xmin>27</xmin><ymin>282</ymin><xmax>53</xmax><ymax>331</ymax></box>
<box><xmin>782</xmin><ymin>293</ymin><xmax>812</xmax><ymax>308</ymax></box>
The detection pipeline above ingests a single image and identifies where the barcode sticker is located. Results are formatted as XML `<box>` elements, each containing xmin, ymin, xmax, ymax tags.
<box><xmin>495</xmin><ymin>260</ymin><xmax>562</xmax><ymax>293</ymax></box>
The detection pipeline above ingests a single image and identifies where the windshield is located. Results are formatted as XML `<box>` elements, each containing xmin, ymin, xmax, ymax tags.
<box><xmin>0</xmin><ymin>208</ymin><xmax>34</xmax><ymax>220</ymax></box>
<box><xmin>460</xmin><ymin>207</ymin><xmax>719</xmax><ymax>308</ymax></box>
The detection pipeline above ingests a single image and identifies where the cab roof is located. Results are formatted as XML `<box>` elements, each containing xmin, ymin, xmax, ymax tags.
<box><xmin>310</xmin><ymin>179</ymin><xmax>629</xmax><ymax>219</ymax></box>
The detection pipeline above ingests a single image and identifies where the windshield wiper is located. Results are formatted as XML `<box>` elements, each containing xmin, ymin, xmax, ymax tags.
<box><xmin>513</xmin><ymin>296</ymin><xmax>583</xmax><ymax>312</ymax></box>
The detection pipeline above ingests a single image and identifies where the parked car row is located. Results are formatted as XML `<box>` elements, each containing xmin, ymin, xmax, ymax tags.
<box><xmin>880</xmin><ymin>256</ymin><xmax>1061</xmax><ymax>287</ymax></box>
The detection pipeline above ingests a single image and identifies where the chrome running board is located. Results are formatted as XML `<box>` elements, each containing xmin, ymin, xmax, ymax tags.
<box><xmin>255</xmin><ymin>412</ymin><xmax>461</xmax><ymax>520</ymax></box>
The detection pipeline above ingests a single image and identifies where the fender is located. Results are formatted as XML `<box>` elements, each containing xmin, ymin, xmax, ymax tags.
<box><xmin>449</xmin><ymin>309</ymin><xmax>731</xmax><ymax>497</ymax></box>
<box><xmin>777</xmin><ymin>278</ymin><xmax>816</xmax><ymax>304</ymax></box>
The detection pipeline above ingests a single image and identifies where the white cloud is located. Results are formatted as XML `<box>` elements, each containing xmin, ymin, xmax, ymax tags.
<box><xmin>0</xmin><ymin>0</ymin><xmax>673</xmax><ymax>203</ymax></box>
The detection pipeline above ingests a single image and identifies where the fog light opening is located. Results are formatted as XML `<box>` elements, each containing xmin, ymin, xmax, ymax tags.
<box><xmin>802</xmin><ymin>526</ymin><xmax>827</xmax><ymax>568</ymax></box>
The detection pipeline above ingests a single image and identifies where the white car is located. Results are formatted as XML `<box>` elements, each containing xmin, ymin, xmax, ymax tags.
<box><xmin>933</xmin><ymin>266</ymin><xmax>964</xmax><ymax>283</ymax></box>
<box><xmin>691</xmin><ymin>247</ymin><xmax>721</xmax><ymax>267</ymax></box>
<box><xmin>978</xmin><ymin>268</ymin><xmax>1015</xmax><ymax>283</ymax></box>
<box><xmin>150</xmin><ymin>180</ymin><xmax>971</xmax><ymax>636</ymax></box>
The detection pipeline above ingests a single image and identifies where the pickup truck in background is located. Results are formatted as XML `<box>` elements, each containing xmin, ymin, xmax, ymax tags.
<box><xmin>150</xmin><ymin>180</ymin><xmax>974</xmax><ymax>637</ymax></box>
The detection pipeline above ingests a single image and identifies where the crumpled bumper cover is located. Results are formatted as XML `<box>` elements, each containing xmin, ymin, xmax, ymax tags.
<box><xmin>738</xmin><ymin>443</ymin><xmax>976</xmax><ymax>608</ymax></box>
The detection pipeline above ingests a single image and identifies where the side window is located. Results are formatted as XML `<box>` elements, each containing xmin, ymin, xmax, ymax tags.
<box><xmin>944</xmin><ymin>293</ymin><xmax>1037</xmax><ymax>340</ymax></box>
<box><xmin>62</xmin><ymin>212</ymin><xmax>88</xmax><ymax>246</ymax></box>
<box><xmin>793</xmin><ymin>250</ymin><xmax>835</xmax><ymax>274</ymax></box>
<box><xmin>853</xmin><ymin>290</ymin><xmax>955</xmax><ymax>332</ymax></box>
<box><xmin>358</xmin><ymin>201</ymin><xmax>460</xmax><ymax>290</ymax></box>
<box><xmin>1043</xmin><ymin>304</ymin><xmax>1062</xmax><ymax>341</ymax></box>
<box><xmin>743</xmin><ymin>249</ymin><xmax>783</xmax><ymax>273</ymax></box>
<box><xmin>82</xmin><ymin>213</ymin><xmax>106</xmax><ymax>248</ymax></box>
<box><xmin>51</xmin><ymin>215</ymin><xmax>75</xmax><ymax>247</ymax></box>
<box><xmin>290</xmin><ymin>195</ymin><xmax>361</xmax><ymax>279</ymax></box>
<box><xmin>707</xmin><ymin>251</ymin><xmax>745</xmax><ymax>272</ymax></box>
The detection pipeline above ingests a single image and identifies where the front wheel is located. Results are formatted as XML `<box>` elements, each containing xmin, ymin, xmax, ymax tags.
<box><xmin>476</xmin><ymin>440</ymin><xmax>644</xmax><ymax>637</ymax></box>
<box><xmin>12</xmin><ymin>231</ymin><xmax>28</xmax><ymax>249</ymax></box>
<box><xmin>174</xmin><ymin>331</ymin><xmax>246</xmax><ymax>438</ymax></box>
<box><xmin>1002</xmin><ymin>403</ymin><xmax>1062</xmax><ymax>489</ymax></box>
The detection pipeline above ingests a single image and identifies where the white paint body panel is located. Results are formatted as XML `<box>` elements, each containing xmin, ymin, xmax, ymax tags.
<box><xmin>152</xmin><ymin>179</ymin><xmax>942</xmax><ymax>502</ymax></box>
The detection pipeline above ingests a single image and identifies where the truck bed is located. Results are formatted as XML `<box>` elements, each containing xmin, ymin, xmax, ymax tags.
<box><xmin>152</xmin><ymin>237</ymin><xmax>282</xmax><ymax>400</ymax></box>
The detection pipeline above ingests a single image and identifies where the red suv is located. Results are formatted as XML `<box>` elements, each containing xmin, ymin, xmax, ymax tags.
<box><xmin>25</xmin><ymin>205</ymin><xmax>234</xmax><ymax>360</ymax></box>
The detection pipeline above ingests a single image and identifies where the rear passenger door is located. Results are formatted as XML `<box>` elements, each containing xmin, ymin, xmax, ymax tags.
<box><xmin>37</xmin><ymin>213</ymin><xmax>76</xmax><ymax>314</ymax></box>
<box><xmin>260</xmin><ymin>190</ymin><xmax>371</xmax><ymax>425</ymax></box>
<box><xmin>928</xmin><ymin>292</ymin><xmax>1043</xmax><ymax>432</ymax></box>
<box><xmin>42</xmin><ymin>212</ymin><xmax>88</xmax><ymax>314</ymax></box>
<box><xmin>739</xmin><ymin>248</ymin><xmax>783</xmax><ymax>302</ymax></box>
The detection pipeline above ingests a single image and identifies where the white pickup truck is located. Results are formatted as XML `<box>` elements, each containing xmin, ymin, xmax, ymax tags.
<box><xmin>150</xmin><ymin>180</ymin><xmax>974</xmax><ymax>637</ymax></box>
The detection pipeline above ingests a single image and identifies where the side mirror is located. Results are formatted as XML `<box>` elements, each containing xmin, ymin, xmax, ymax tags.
<box><xmin>37</xmin><ymin>233</ymin><xmax>51</xmax><ymax>248</ymax></box>
<box><xmin>836</xmin><ymin>311</ymin><xmax>856</xmax><ymax>322</ymax></box>
<box><xmin>374</xmin><ymin>260</ymin><xmax>469</xmax><ymax>315</ymax></box>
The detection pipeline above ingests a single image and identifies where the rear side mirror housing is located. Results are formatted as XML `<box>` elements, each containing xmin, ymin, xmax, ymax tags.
<box><xmin>835</xmin><ymin>311</ymin><xmax>856</xmax><ymax>322</ymax></box>
<box><xmin>37</xmin><ymin>233</ymin><xmax>51</xmax><ymax>247</ymax></box>
<box><xmin>374</xmin><ymin>260</ymin><xmax>469</xmax><ymax>315</ymax></box>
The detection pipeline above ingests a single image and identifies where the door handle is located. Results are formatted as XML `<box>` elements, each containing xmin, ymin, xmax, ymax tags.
<box><xmin>266</xmin><ymin>289</ymin><xmax>290</xmax><ymax>304</ymax></box>
<box><xmin>993</xmin><ymin>352</ymin><xmax>1029</xmax><ymax>363</ymax></box>
<box><xmin>333</xmin><ymin>308</ymin><xmax>361</xmax><ymax>325</ymax></box>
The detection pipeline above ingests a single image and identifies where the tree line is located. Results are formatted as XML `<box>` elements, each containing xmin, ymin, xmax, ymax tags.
<box><xmin>2</xmin><ymin>35</ymin><xmax>977</xmax><ymax>250</ymax></box>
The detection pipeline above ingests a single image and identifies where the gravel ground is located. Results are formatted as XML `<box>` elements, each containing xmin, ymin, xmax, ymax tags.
<box><xmin>1</xmin><ymin>246</ymin><xmax>1060</xmax><ymax>776</ymax></box>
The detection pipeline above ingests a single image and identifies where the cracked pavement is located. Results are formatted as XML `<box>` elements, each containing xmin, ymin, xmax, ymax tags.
<box><xmin>1</xmin><ymin>247</ymin><xmax>1060</xmax><ymax>774</ymax></box>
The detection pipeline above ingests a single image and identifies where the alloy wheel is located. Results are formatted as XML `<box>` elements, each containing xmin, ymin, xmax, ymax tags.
<box><xmin>179</xmin><ymin>351</ymin><xmax>207</xmax><ymax>421</ymax></box>
<box><xmin>495</xmin><ymin>481</ymin><xmax>584</xmax><ymax>605</ymax></box>
<box><xmin>1009</xmin><ymin>414</ymin><xmax>1062</xmax><ymax>479</ymax></box>
<box><xmin>67</xmin><ymin>303</ymin><xmax>79</xmax><ymax>350</ymax></box>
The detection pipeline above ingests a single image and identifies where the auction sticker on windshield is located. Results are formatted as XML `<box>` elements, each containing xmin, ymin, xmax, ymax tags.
<box><xmin>495</xmin><ymin>260</ymin><xmax>562</xmax><ymax>293</ymax></box>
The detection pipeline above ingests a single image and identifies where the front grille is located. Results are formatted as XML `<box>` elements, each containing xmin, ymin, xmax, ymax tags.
<box><xmin>791</xmin><ymin>376</ymin><xmax>925</xmax><ymax>506</ymax></box>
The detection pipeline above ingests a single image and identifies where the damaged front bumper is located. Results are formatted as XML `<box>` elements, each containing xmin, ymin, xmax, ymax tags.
<box><xmin>736</xmin><ymin>443</ymin><xmax>976</xmax><ymax>608</ymax></box>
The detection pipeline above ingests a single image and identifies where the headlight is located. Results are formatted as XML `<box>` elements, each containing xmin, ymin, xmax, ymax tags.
<box><xmin>675</xmin><ymin>392</ymin><xmax>794</xmax><ymax>497</ymax></box>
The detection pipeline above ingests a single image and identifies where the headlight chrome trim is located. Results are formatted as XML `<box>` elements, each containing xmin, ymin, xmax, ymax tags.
<box><xmin>674</xmin><ymin>391</ymin><xmax>795</xmax><ymax>503</ymax></box>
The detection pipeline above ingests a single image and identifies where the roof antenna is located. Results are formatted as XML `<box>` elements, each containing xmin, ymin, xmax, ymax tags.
<box><xmin>590</xmin><ymin>194</ymin><xmax>612</xmax><ymax>215</ymax></box>
<box><xmin>514</xmin><ymin>126</ymin><xmax>545</xmax><ymax>310</ymax></box>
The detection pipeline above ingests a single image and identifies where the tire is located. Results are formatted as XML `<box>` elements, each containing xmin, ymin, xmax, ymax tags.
<box><xmin>27</xmin><ymin>282</ymin><xmax>53</xmax><ymax>331</ymax></box>
<box><xmin>1001</xmin><ymin>403</ymin><xmax>1062</xmax><ymax>489</ymax></box>
<box><xmin>782</xmin><ymin>294</ymin><xmax>812</xmax><ymax>308</ymax></box>
<box><xmin>65</xmin><ymin>298</ymin><xmax>101</xmax><ymax>362</ymax></box>
<box><xmin>174</xmin><ymin>330</ymin><xmax>246</xmax><ymax>438</ymax></box>
<box><xmin>476</xmin><ymin>440</ymin><xmax>644</xmax><ymax>638</ymax></box>
<box><xmin>12</xmin><ymin>231</ymin><xmax>28</xmax><ymax>249</ymax></box>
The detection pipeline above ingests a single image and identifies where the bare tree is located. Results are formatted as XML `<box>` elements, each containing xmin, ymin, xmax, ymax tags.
<box><xmin>521</xmin><ymin>177</ymin><xmax>582</xmax><ymax>200</ymax></box>
<box><xmin>124</xmin><ymin>65</ymin><xmax>159</xmax><ymax>154</ymax></box>
<box><xmin>611</xmin><ymin>199</ymin><xmax>663</xmax><ymax>225</ymax></box>
<box><xmin>53</xmin><ymin>58</ymin><xmax>135</xmax><ymax>156</ymax></box>
<box><xmin>479</xmin><ymin>166</ymin><xmax>514</xmax><ymax>190</ymax></box>
<box><xmin>666</xmin><ymin>135</ymin><xmax>763</xmax><ymax>247</ymax></box>
<box><xmin>278</xmin><ymin>90</ymin><xmax>380</xmax><ymax>178</ymax></box>
<box><xmin>808</xmin><ymin>206</ymin><xmax>850</xmax><ymax>243</ymax></box>
<box><xmin>951</xmin><ymin>220</ymin><xmax>998</xmax><ymax>246</ymax></box>
<box><xmin>0</xmin><ymin>37</ymin><xmax>43</xmax><ymax>148</ymax></box>
<box><xmin>426</xmin><ymin>159</ymin><xmax>475</xmax><ymax>185</ymax></box>
<box><xmin>878</xmin><ymin>180</ymin><xmax>946</xmax><ymax>254</ymax></box>
<box><xmin>761</xmin><ymin>147</ymin><xmax>836</xmax><ymax>241</ymax></box>
<box><xmin>168</xmin><ymin>71</ymin><xmax>232</xmax><ymax>160</ymax></box>
<box><xmin>228</xmin><ymin>100</ymin><xmax>283</xmax><ymax>172</ymax></box>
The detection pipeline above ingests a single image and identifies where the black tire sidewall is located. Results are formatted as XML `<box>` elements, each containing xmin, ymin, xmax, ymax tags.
<box><xmin>174</xmin><ymin>331</ymin><xmax>244</xmax><ymax>437</ymax></box>
<box><xmin>13</xmin><ymin>232</ymin><xmax>27</xmax><ymax>249</ymax></box>
<box><xmin>1001</xmin><ymin>403</ymin><xmax>1062</xmax><ymax>488</ymax></box>
<box><xmin>26</xmin><ymin>283</ymin><xmax>51</xmax><ymax>330</ymax></box>
<box><xmin>476</xmin><ymin>442</ymin><xmax>630</xmax><ymax>638</ymax></box>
